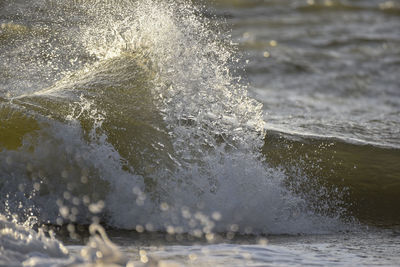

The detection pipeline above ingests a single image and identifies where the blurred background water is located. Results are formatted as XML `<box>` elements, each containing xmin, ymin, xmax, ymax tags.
<box><xmin>207</xmin><ymin>0</ymin><xmax>400</xmax><ymax>227</ymax></box>
<box><xmin>209</xmin><ymin>0</ymin><xmax>400</xmax><ymax>148</ymax></box>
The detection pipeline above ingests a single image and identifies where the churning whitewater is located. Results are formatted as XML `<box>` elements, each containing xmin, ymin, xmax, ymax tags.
<box><xmin>0</xmin><ymin>0</ymin><xmax>356</xmax><ymax>265</ymax></box>
<box><xmin>0</xmin><ymin>0</ymin><xmax>345</xmax><ymax>233</ymax></box>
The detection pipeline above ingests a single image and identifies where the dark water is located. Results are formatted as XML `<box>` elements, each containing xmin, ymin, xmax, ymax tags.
<box><xmin>208</xmin><ymin>0</ymin><xmax>400</xmax><ymax>226</ymax></box>
<box><xmin>0</xmin><ymin>0</ymin><xmax>400</xmax><ymax>266</ymax></box>
<box><xmin>210</xmin><ymin>0</ymin><xmax>400</xmax><ymax>148</ymax></box>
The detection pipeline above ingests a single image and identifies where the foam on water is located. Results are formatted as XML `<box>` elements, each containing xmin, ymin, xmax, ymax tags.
<box><xmin>0</xmin><ymin>0</ymin><xmax>361</xmax><ymax>266</ymax></box>
<box><xmin>0</xmin><ymin>5</ymin><xmax>351</xmax><ymax>265</ymax></box>
<box><xmin>0</xmin><ymin>215</ymin><xmax>71</xmax><ymax>266</ymax></box>
<box><xmin>0</xmin><ymin>215</ymin><xmax>133</xmax><ymax>266</ymax></box>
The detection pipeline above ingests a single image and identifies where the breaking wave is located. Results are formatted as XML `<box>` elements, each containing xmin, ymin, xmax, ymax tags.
<box><xmin>0</xmin><ymin>0</ymin><xmax>354</xmax><ymax>238</ymax></box>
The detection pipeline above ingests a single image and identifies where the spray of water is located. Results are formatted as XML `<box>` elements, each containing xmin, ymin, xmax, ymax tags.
<box><xmin>0</xmin><ymin>0</ymin><xmax>348</xmax><ymax>237</ymax></box>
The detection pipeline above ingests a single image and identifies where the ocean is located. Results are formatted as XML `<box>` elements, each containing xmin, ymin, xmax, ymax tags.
<box><xmin>1</xmin><ymin>0</ymin><xmax>400</xmax><ymax>266</ymax></box>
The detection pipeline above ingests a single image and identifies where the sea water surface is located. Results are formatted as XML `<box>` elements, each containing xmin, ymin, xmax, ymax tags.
<box><xmin>0</xmin><ymin>0</ymin><xmax>400</xmax><ymax>266</ymax></box>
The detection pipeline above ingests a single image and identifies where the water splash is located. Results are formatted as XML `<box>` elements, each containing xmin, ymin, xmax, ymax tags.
<box><xmin>0</xmin><ymin>0</ymin><xmax>347</xmax><ymax>235</ymax></box>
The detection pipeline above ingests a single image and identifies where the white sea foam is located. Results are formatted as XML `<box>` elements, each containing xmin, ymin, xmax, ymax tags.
<box><xmin>0</xmin><ymin>0</ymin><xmax>347</xmax><ymax>236</ymax></box>
<box><xmin>0</xmin><ymin>215</ymin><xmax>72</xmax><ymax>266</ymax></box>
<box><xmin>78</xmin><ymin>0</ymin><xmax>343</xmax><ymax>234</ymax></box>
<box><xmin>0</xmin><ymin>215</ymin><xmax>133</xmax><ymax>266</ymax></box>
<box><xmin>0</xmin><ymin>3</ymin><xmax>349</xmax><ymax>255</ymax></box>
<box><xmin>0</xmin><ymin>0</ymin><xmax>398</xmax><ymax>266</ymax></box>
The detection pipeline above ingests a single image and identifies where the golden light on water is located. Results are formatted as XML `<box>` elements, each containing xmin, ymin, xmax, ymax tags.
<box><xmin>166</xmin><ymin>226</ymin><xmax>175</xmax><ymax>234</ymax></box>
<box><xmin>188</xmin><ymin>253</ymin><xmax>197</xmax><ymax>261</ymax></box>
<box><xmin>269</xmin><ymin>40</ymin><xmax>277</xmax><ymax>47</ymax></box>
<box><xmin>1</xmin><ymin>0</ymin><xmax>399</xmax><ymax>265</ymax></box>
<box><xmin>257</xmin><ymin>238</ymin><xmax>268</xmax><ymax>246</ymax></box>
<box><xmin>160</xmin><ymin>202</ymin><xmax>169</xmax><ymax>211</ymax></box>
<box><xmin>139</xmin><ymin>250</ymin><xmax>148</xmax><ymax>263</ymax></box>
<box><xmin>135</xmin><ymin>225</ymin><xmax>144</xmax><ymax>233</ymax></box>
<box><xmin>205</xmin><ymin>233</ymin><xmax>215</xmax><ymax>241</ymax></box>
<box><xmin>379</xmin><ymin>1</ymin><xmax>395</xmax><ymax>10</ymax></box>
<box><xmin>211</xmin><ymin>211</ymin><xmax>222</xmax><ymax>221</ymax></box>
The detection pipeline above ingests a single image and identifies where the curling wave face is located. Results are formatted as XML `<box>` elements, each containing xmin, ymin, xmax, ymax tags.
<box><xmin>1</xmin><ymin>0</ymin><xmax>356</xmax><ymax>237</ymax></box>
